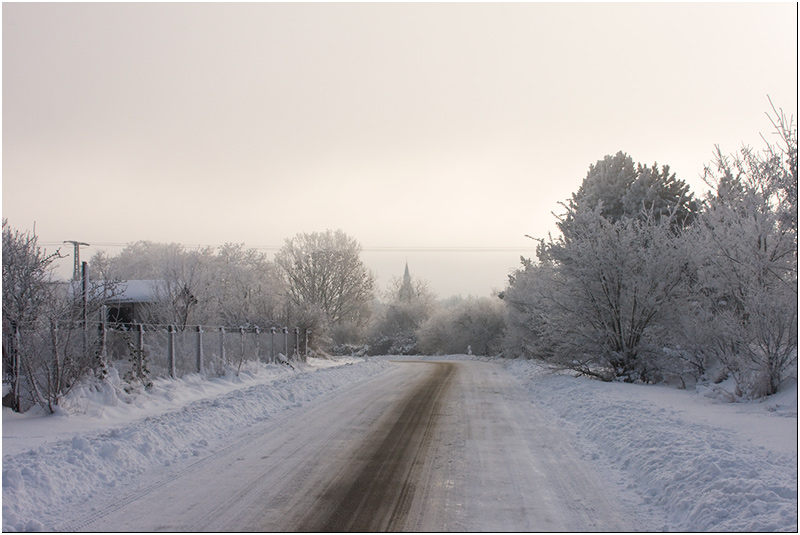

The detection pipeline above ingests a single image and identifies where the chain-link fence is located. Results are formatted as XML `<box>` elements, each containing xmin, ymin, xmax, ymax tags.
<box><xmin>104</xmin><ymin>324</ymin><xmax>311</xmax><ymax>382</ymax></box>
<box><xmin>4</xmin><ymin>320</ymin><xmax>312</xmax><ymax>411</ymax></box>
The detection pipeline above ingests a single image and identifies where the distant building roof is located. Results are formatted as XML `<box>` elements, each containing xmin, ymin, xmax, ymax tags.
<box><xmin>106</xmin><ymin>280</ymin><xmax>166</xmax><ymax>304</ymax></box>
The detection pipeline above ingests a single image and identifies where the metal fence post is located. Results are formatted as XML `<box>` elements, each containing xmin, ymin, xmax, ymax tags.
<box><xmin>196</xmin><ymin>325</ymin><xmax>204</xmax><ymax>374</ymax></box>
<box><xmin>50</xmin><ymin>319</ymin><xmax>59</xmax><ymax>381</ymax></box>
<box><xmin>136</xmin><ymin>322</ymin><xmax>144</xmax><ymax>380</ymax></box>
<box><xmin>294</xmin><ymin>327</ymin><xmax>300</xmax><ymax>360</ymax></box>
<box><xmin>254</xmin><ymin>326</ymin><xmax>260</xmax><ymax>362</ymax></box>
<box><xmin>219</xmin><ymin>326</ymin><xmax>226</xmax><ymax>366</ymax></box>
<box><xmin>12</xmin><ymin>323</ymin><xmax>21</xmax><ymax>411</ymax></box>
<box><xmin>283</xmin><ymin>327</ymin><xmax>288</xmax><ymax>358</ymax></box>
<box><xmin>168</xmin><ymin>325</ymin><xmax>176</xmax><ymax>378</ymax></box>
<box><xmin>239</xmin><ymin>326</ymin><xmax>245</xmax><ymax>363</ymax></box>
<box><xmin>270</xmin><ymin>327</ymin><xmax>276</xmax><ymax>363</ymax></box>
<box><xmin>305</xmin><ymin>329</ymin><xmax>311</xmax><ymax>358</ymax></box>
<box><xmin>100</xmin><ymin>305</ymin><xmax>107</xmax><ymax>363</ymax></box>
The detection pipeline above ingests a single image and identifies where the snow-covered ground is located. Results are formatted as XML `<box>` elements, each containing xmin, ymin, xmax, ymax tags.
<box><xmin>2</xmin><ymin>355</ymin><xmax>797</xmax><ymax>532</ymax></box>
<box><xmin>2</xmin><ymin>357</ymin><xmax>392</xmax><ymax>531</ymax></box>
<box><xmin>505</xmin><ymin>359</ymin><xmax>798</xmax><ymax>532</ymax></box>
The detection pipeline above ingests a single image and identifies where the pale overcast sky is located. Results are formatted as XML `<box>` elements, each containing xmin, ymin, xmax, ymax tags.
<box><xmin>2</xmin><ymin>2</ymin><xmax>797</xmax><ymax>298</ymax></box>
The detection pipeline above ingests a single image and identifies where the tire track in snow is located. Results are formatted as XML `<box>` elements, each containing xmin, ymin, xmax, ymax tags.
<box><xmin>292</xmin><ymin>361</ymin><xmax>456</xmax><ymax>532</ymax></box>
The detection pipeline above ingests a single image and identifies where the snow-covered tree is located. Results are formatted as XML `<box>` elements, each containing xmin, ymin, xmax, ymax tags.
<box><xmin>501</xmin><ymin>254</ymin><xmax>558</xmax><ymax>361</ymax></box>
<box><xmin>3</xmin><ymin>221</ymin><xmax>116</xmax><ymax>412</ymax></box>
<box><xmin>511</xmin><ymin>151</ymin><xmax>699</xmax><ymax>381</ymax></box>
<box><xmin>694</xmin><ymin>102</ymin><xmax>797</xmax><ymax>396</ymax></box>
<box><xmin>274</xmin><ymin>229</ymin><xmax>375</xmax><ymax>345</ymax></box>
<box><xmin>533</xmin><ymin>205</ymin><xmax>694</xmax><ymax>381</ymax></box>
<box><xmin>2</xmin><ymin>220</ymin><xmax>62</xmax><ymax>410</ymax></box>
<box><xmin>417</xmin><ymin>296</ymin><xmax>506</xmax><ymax>356</ymax></box>
<box><xmin>204</xmin><ymin>243</ymin><xmax>283</xmax><ymax>328</ymax></box>
<box><xmin>92</xmin><ymin>241</ymin><xmax>284</xmax><ymax>329</ymax></box>
<box><xmin>93</xmin><ymin>241</ymin><xmax>185</xmax><ymax>281</ymax></box>
<box><xmin>367</xmin><ymin>263</ymin><xmax>436</xmax><ymax>355</ymax></box>
<box><xmin>560</xmin><ymin>151</ymin><xmax>698</xmax><ymax>235</ymax></box>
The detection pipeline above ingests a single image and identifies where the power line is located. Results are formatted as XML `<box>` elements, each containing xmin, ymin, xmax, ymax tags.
<box><xmin>40</xmin><ymin>242</ymin><xmax>533</xmax><ymax>253</ymax></box>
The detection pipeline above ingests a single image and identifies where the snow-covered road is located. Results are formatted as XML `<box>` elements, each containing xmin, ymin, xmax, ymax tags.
<box><xmin>3</xmin><ymin>355</ymin><xmax>796</xmax><ymax>532</ymax></box>
<box><xmin>51</xmin><ymin>360</ymin><xmax>631</xmax><ymax>531</ymax></box>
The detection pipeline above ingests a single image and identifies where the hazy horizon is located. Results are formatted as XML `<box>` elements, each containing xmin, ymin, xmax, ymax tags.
<box><xmin>3</xmin><ymin>2</ymin><xmax>797</xmax><ymax>297</ymax></box>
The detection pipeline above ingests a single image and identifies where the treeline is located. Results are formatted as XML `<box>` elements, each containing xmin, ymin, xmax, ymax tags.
<box><xmin>503</xmin><ymin>103</ymin><xmax>797</xmax><ymax>398</ymax></box>
<box><xmin>2</xmin><ymin>218</ymin><xmax>504</xmax><ymax>412</ymax></box>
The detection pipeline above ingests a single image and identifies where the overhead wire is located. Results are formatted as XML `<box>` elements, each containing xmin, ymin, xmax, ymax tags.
<box><xmin>39</xmin><ymin>242</ymin><xmax>532</xmax><ymax>253</ymax></box>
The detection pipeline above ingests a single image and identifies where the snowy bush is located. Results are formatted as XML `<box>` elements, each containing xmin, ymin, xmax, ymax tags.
<box><xmin>504</xmin><ymin>103</ymin><xmax>797</xmax><ymax>394</ymax></box>
<box><xmin>417</xmin><ymin>296</ymin><xmax>506</xmax><ymax>356</ymax></box>
<box><xmin>693</xmin><ymin>102</ymin><xmax>797</xmax><ymax>397</ymax></box>
<box><xmin>365</xmin><ymin>265</ymin><xmax>435</xmax><ymax>356</ymax></box>
<box><xmin>510</xmin><ymin>206</ymin><xmax>695</xmax><ymax>382</ymax></box>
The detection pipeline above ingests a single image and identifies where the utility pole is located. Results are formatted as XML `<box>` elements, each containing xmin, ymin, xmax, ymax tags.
<box><xmin>64</xmin><ymin>240</ymin><xmax>90</xmax><ymax>281</ymax></box>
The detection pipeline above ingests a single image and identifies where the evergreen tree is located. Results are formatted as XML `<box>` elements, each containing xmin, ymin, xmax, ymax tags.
<box><xmin>559</xmin><ymin>151</ymin><xmax>698</xmax><ymax>238</ymax></box>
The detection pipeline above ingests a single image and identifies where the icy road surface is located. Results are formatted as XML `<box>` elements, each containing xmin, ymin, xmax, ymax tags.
<box><xmin>59</xmin><ymin>360</ymin><xmax>633</xmax><ymax>531</ymax></box>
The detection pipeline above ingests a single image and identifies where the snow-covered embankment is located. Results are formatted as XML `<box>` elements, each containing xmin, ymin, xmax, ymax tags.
<box><xmin>505</xmin><ymin>359</ymin><xmax>798</xmax><ymax>532</ymax></box>
<box><xmin>2</xmin><ymin>357</ymin><xmax>392</xmax><ymax>532</ymax></box>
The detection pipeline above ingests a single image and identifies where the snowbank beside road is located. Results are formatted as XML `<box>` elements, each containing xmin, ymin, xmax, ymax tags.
<box><xmin>2</xmin><ymin>357</ymin><xmax>392</xmax><ymax>532</ymax></box>
<box><xmin>505</xmin><ymin>359</ymin><xmax>797</xmax><ymax>532</ymax></box>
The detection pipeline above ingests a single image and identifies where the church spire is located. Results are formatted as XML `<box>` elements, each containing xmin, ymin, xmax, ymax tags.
<box><xmin>398</xmin><ymin>261</ymin><xmax>414</xmax><ymax>301</ymax></box>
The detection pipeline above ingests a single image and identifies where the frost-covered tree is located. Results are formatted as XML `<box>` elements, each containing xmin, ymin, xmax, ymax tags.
<box><xmin>505</xmin><ymin>152</ymin><xmax>699</xmax><ymax>381</ymax></box>
<box><xmin>694</xmin><ymin>102</ymin><xmax>797</xmax><ymax>397</ymax></box>
<box><xmin>94</xmin><ymin>241</ymin><xmax>185</xmax><ymax>281</ymax></box>
<box><xmin>417</xmin><ymin>296</ymin><xmax>506</xmax><ymax>356</ymax></box>
<box><xmin>3</xmin><ymin>221</ymin><xmax>115</xmax><ymax>412</ymax></box>
<box><xmin>367</xmin><ymin>263</ymin><xmax>436</xmax><ymax>355</ymax></box>
<box><xmin>2</xmin><ymin>220</ymin><xmax>62</xmax><ymax>410</ymax></box>
<box><xmin>205</xmin><ymin>243</ymin><xmax>283</xmax><ymax>328</ymax></box>
<box><xmin>274</xmin><ymin>229</ymin><xmax>375</xmax><ymax>345</ymax></box>
<box><xmin>91</xmin><ymin>241</ymin><xmax>283</xmax><ymax>329</ymax></box>
<box><xmin>533</xmin><ymin>206</ymin><xmax>694</xmax><ymax>381</ymax></box>
<box><xmin>560</xmin><ymin>151</ymin><xmax>698</xmax><ymax>235</ymax></box>
<box><xmin>2</xmin><ymin>221</ymin><xmax>61</xmax><ymax>333</ymax></box>
<box><xmin>501</xmin><ymin>254</ymin><xmax>558</xmax><ymax>361</ymax></box>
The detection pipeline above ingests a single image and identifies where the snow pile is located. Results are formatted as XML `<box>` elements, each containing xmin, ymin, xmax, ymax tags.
<box><xmin>505</xmin><ymin>359</ymin><xmax>798</xmax><ymax>532</ymax></box>
<box><xmin>2</xmin><ymin>357</ymin><xmax>391</xmax><ymax>532</ymax></box>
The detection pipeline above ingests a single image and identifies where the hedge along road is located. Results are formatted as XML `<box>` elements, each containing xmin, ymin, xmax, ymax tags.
<box><xmin>68</xmin><ymin>360</ymin><xmax>634</xmax><ymax>532</ymax></box>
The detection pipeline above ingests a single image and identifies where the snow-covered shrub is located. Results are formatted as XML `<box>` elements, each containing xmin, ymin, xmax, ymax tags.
<box><xmin>525</xmin><ymin>205</ymin><xmax>695</xmax><ymax>382</ymax></box>
<box><xmin>365</xmin><ymin>267</ymin><xmax>435</xmax><ymax>356</ymax></box>
<box><xmin>501</xmin><ymin>255</ymin><xmax>558</xmax><ymax>361</ymax></box>
<box><xmin>694</xmin><ymin>104</ymin><xmax>797</xmax><ymax>397</ymax></box>
<box><xmin>417</xmin><ymin>296</ymin><xmax>506</xmax><ymax>356</ymax></box>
